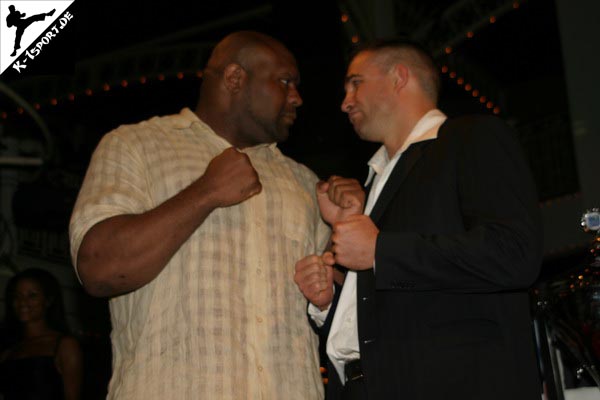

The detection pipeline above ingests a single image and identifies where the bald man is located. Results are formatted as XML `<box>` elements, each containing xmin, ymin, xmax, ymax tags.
<box><xmin>70</xmin><ymin>31</ymin><xmax>329</xmax><ymax>399</ymax></box>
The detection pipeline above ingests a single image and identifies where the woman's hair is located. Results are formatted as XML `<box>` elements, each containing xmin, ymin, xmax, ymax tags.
<box><xmin>3</xmin><ymin>268</ymin><xmax>68</xmax><ymax>343</ymax></box>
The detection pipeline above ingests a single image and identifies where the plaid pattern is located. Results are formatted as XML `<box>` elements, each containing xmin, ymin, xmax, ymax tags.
<box><xmin>70</xmin><ymin>108</ymin><xmax>329</xmax><ymax>399</ymax></box>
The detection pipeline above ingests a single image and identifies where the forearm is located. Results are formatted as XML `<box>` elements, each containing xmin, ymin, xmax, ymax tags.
<box><xmin>77</xmin><ymin>176</ymin><xmax>217</xmax><ymax>297</ymax></box>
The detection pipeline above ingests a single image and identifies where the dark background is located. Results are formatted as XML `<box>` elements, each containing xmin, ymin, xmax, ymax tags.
<box><xmin>1</xmin><ymin>0</ymin><xmax>594</xmax><ymax>396</ymax></box>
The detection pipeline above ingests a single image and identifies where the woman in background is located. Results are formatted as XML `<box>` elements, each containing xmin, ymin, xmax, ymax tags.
<box><xmin>0</xmin><ymin>268</ymin><xmax>82</xmax><ymax>400</ymax></box>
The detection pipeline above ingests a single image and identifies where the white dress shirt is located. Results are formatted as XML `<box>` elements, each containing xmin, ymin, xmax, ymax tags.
<box><xmin>309</xmin><ymin>109</ymin><xmax>447</xmax><ymax>383</ymax></box>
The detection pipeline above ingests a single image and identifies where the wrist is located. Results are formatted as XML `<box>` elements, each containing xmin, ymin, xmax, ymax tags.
<box><xmin>193</xmin><ymin>175</ymin><xmax>221</xmax><ymax>210</ymax></box>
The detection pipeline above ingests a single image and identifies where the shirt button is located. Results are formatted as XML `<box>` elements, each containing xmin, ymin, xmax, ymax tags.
<box><xmin>257</xmin><ymin>317</ymin><xmax>263</xmax><ymax>323</ymax></box>
<box><xmin>258</xmin><ymin>365</ymin><xmax>263</xmax><ymax>372</ymax></box>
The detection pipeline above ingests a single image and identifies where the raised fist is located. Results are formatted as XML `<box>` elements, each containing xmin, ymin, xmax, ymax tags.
<box><xmin>202</xmin><ymin>147</ymin><xmax>262</xmax><ymax>207</ymax></box>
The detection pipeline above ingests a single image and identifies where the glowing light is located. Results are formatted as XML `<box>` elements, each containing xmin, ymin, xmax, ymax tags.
<box><xmin>158</xmin><ymin>74</ymin><xmax>165</xmax><ymax>81</ymax></box>
<box><xmin>464</xmin><ymin>84</ymin><xmax>472</xmax><ymax>91</ymax></box>
<box><xmin>490</xmin><ymin>16</ymin><xmax>496</xmax><ymax>23</ymax></box>
<box><xmin>445</xmin><ymin>46</ymin><xmax>452</xmax><ymax>54</ymax></box>
<box><xmin>177</xmin><ymin>72</ymin><xmax>184</xmax><ymax>79</ymax></box>
<box><xmin>68</xmin><ymin>93</ymin><xmax>75</xmax><ymax>101</ymax></box>
<box><xmin>467</xmin><ymin>31</ymin><xmax>474</xmax><ymax>38</ymax></box>
<box><xmin>486</xmin><ymin>101</ymin><xmax>494</xmax><ymax>109</ymax></box>
<box><xmin>493</xmin><ymin>107</ymin><xmax>501</xmax><ymax>114</ymax></box>
<box><xmin>341</xmin><ymin>14</ymin><xmax>349</xmax><ymax>23</ymax></box>
<box><xmin>472</xmin><ymin>89</ymin><xmax>479</xmax><ymax>97</ymax></box>
<box><xmin>196</xmin><ymin>70</ymin><xmax>203</xmax><ymax>78</ymax></box>
<box><xmin>457</xmin><ymin>77</ymin><xmax>464</xmax><ymax>85</ymax></box>
<box><xmin>121</xmin><ymin>80</ymin><xmax>128</xmax><ymax>88</ymax></box>
<box><xmin>449</xmin><ymin>71</ymin><xmax>456</xmax><ymax>79</ymax></box>
<box><xmin>85</xmin><ymin>88</ymin><xmax>93</xmax><ymax>96</ymax></box>
<box><xmin>479</xmin><ymin>96</ymin><xmax>486</xmax><ymax>103</ymax></box>
<box><xmin>103</xmin><ymin>83</ymin><xmax>110</xmax><ymax>91</ymax></box>
<box><xmin>441</xmin><ymin>66</ymin><xmax>448</xmax><ymax>73</ymax></box>
<box><xmin>50</xmin><ymin>98</ymin><xmax>58</xmax><ymax>105</ymax></box>
<box><xmin>140</xmin><ymin>76</ymin><xmax>147</xmax><ymax>84</ymax></box>
<box><xmin>351</xmin><ymin>35</ymin><xmax>359</xmax><ymax>44</ymax></box>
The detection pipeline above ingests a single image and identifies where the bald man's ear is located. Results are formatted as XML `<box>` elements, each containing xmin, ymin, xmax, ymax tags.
<box><xmin>391</xmin><ymin>63</ymin><xmax>409</xmax><ymax>92</ymax></box>
<box><xmin>223</xmin><ymin>63</ymin><xmax>246</xmax><ymax>93</ymax></box>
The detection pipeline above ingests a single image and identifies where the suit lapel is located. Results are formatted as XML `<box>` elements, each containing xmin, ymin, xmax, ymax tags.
<box><xmin>369</xmin><ymin>140</ymin><xmax>433</xmax><ymax>224</ymax></box>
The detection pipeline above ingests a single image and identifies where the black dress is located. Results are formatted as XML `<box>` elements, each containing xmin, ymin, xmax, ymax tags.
<box><xmin>0</xmin><ymin>338</ymin><xmax>64</xmax><ymax>400</ymax></box>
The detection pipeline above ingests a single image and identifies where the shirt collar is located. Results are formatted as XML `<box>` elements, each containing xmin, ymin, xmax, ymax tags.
<box><xmin>177</xmin><ymin>108</ymin><xmax>279</xmax><ymax>154</ymax></box>
<box><xmin>365</xmin><ymin>109</ymin><xmax>447</xmax><ymax>186</ymax></box>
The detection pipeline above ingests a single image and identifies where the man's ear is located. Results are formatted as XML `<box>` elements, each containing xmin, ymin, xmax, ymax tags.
<box><xmin>223</xmin><ymin>63</ymin><xmax>246</xmax><ymax>93</ymax></box>
<box><xmin>391</xmin><ymin>63</ymin><xmax>409</xmax><ymax>92</ymax></box>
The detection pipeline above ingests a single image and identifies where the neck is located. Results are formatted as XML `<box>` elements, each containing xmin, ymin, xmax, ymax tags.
<box><xmin>23</xmin><ymin>320</ymin><xmax>53</xmax><ymax>338</ymax></box>
<box><xmin>383</xmin><ymin>104</ymin><xmax>435</xmax><ymax>157</ymax></box>
<box><xmin>195</xmin><ymin>104</ymin><xmax>247</xmax><ymax>148</ymax></box>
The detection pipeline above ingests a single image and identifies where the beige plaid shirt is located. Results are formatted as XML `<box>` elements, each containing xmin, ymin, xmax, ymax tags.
<box><xmin>70</xmin><ymin>108</ymin><xmax>329</xmax><ymax>399</ymax></box>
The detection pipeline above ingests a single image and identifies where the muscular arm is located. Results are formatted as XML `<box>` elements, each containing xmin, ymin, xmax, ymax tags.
<box><xmin>75</xmin><ymin>147</ymin><xmax>261</xmax><ymax>297</ymax></box>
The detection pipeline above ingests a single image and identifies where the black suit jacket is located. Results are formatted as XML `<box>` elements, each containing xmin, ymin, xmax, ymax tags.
<box><xmin>323</xmin><ymin>115</ymin><xmax>543</xmax><ymax>400</ymax></box>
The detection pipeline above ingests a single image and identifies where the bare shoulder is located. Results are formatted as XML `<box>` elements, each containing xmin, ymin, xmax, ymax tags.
<box><xmin>57</xmin><ymin>335</ymin><xmax>81</xmax><ymax>355</ymax></box>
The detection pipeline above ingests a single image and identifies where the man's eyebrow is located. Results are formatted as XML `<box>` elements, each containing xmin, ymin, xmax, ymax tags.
<box><xmin>344</xmin><ymin>74</ymin><xmax>361</xmax><ymax>84</ymax></box>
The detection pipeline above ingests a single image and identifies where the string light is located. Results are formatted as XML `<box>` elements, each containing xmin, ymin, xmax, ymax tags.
<box><xmin>341</xmin><ymin>14</ymin><xmax>349</xmax><ymax>23</ymax></box>
<box><xmin>0</xmin><ymin>70</ymin><xmax>205</xmax><ymax>121</ymax></box>
<box><xmin>436</xmin><ymin>2</ymin><xmax>527</xmax><ymax>116</ymax></box>
<box><xmin>351</xmin><ymin>35</ymin><xmax>359</xmax><ymax>44</ymax></box>
<box><xmin>445</xmin><ymin>70</ymin><xmax>500</xmax><ymax>113</ymax></box>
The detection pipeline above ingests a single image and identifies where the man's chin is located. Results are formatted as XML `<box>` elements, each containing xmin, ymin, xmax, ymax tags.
<box><xmin>272</xmin><ymin>127</ymin><xmax>290</xmax><ymax>143</ymax></box>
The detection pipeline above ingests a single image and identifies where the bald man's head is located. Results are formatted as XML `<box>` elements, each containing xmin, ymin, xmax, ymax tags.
<box><xmin>196</xmin><ymin>31</ymin><xmax>302</xmax><ymax>148</ymax></box>
<box><xmin>204</xmin><ymin>31</ymin><xmax>295</xmax><ymax>79</ymax></box>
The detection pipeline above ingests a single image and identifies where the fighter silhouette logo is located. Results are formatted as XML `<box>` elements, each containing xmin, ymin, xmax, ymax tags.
<box><xmin>6</xmin><ymin>4</ymin><xmax>55</xmax><ymax>56</ymax></box>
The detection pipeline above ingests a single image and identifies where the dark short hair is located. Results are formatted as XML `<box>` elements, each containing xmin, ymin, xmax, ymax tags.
<box><xmin>3</xmin><ymin>268</ymin><xmax>68</xmax><ymax>342</ymax></box>
<box><xmin>350</xmin><ymin>38</ymin><xmax>440</xmax><ymax>103</ymax></box>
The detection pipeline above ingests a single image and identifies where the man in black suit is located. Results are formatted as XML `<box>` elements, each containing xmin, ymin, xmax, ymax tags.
<box><xmin>294</xmin><ymin>40</ymin><xmax>543</xmax><ymax>400</ymax></box>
